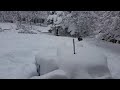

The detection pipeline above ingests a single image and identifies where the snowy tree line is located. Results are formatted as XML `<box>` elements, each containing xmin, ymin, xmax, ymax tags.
<box><xmin>0</xmin><ymin>11</ymin><xmax>120</xmax><ymax>43</ymax></box>
<box><xmin>0</xmin><ymin>11</ymin><xmax>48</xmax><ymax>24</ymax></box>
<box><xmin>62</xmin><ymin>11</ymin><xmax>120</xmax><ymax>44</ymax></box>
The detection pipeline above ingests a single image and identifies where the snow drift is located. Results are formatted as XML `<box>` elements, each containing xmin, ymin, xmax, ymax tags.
<box><xmin>35</xmin><ymin>41</ymin><xmax>112</xmax><ymax>79</ymax></box>
<box><xmin>57</xmin><ymin>44</ymin><xmax>112</xmax><ymax>79</ymax></box>
<box><xmin>35</xmin><ymin>48</ymin><xmax>59</xmax><ymax>75</ymax></box>
<box><xmin>0</xmin><ymin>23</ymin><xmax>118</xmax><ymax>79</ymax></box>
<box><xmin>31</xmin><ymin>70</ymin><xmax>68</xmax><ymax>79</ymax></box>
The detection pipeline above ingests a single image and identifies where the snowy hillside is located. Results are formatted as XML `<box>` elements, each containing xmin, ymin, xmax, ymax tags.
<box><xmin>0</xmin><ymin>23</ymin><xmax>120</xmax><ymax>79</ymax></box>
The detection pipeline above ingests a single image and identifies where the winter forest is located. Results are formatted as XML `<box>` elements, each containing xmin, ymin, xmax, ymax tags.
<box><xmin>0</xmin><ymin>11</ymin><xmax>120</xmax><ymax>79</ymax></box>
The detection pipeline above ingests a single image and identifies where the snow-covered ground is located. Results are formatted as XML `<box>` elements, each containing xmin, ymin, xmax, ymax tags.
<box><xmin>0</xmin><ymin>23</ymin><xmax>120</xmax><ymax>79</ymax></box>
<box><xmin>84</xmin><ymin>38</ymin><xmax>120</xmax><ymax>79</ymax></box>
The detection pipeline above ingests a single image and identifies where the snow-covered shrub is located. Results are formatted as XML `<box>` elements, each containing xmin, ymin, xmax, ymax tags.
<box><xmin>61</xmin><ymin>12</ymin><xmax>78</xmax><ymax>37</ymax></box>
<box><xmin>17</xmin><ymin>24</ymin><xmax>37</xmax><ymax>34</ymax></box>
<box><xmin>60</xmin><ymin>11</ymin><xmax>99</xmax><ymax>37</ymax></box>
<box><xmin>35</xmin><ymin>49</ymin><xmax>59</xmax><ymax>75</ymax></box>
<box><xmin>54</xmin><ymin>26</ymin><xmax>70</xmax><ymax>36</ymax></box>
<box><xmin>18</xmin><ymin>30</ymin><xmax>37</xmax><ymax>34</ymax></box>
<box><xmin>95</xmin><ymin>12</ymin><xmax>120</xmax><ymax>44</ymax></box>
<box><xmin>68</xmin><ymin>23</ymin><xmax>77</xmax><ymax>36</ymax></box>
<box><xmin>30</xmin><ymin>70</ymin><xmax>68</xmax><ymax>79</ymax></box>
<box><xmin>58</xmin><ymin>47</ymin><xmax>112</xmax><ymax>79</ymax></box>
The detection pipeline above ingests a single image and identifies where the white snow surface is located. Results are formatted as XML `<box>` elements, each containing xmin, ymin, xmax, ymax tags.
<box><xmin>30</xmin><ymin>70</ymin><xmax>68</xmax><ymax>79</ymax></box>
<box><xmin>57</xmin><ymin>40</ymin><xmax>112</xmax><ymax>79</ymax></box>
<box><xmin>35</xmin><ymin>48</ymin><xmax>59</xmax><ymax>75</ymax></box>
<box><xmin>0</xmin><ymin>23</ymin><xmax>120</xmax><ymax>79</ymax></box>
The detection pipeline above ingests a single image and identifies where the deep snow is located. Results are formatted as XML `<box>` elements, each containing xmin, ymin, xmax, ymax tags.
<box><xmin>84</xmin><ymin>38</ymin><xmax>120</xmax><ymax>79</ymax></box>
<box><xmin>0</xmin><ymin>23</ymin><xmax>120</xmax><ymax>79</ymax></box>
<box><xmin>57</xmin><ymin>45</ymin><xmax>112</xmax><ymax>79</ymax></box>
<box><xmin>31</xmin><ymin>70</ymin><xmax>68</xmax><ymax>79</ymax></box>
<box><xmin>35</xmin><ymin>48</ymin><xmax>59</xmax><ymax>75</ymax></box>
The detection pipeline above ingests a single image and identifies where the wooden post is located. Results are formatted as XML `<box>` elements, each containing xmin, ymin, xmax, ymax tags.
<box><xmin>37</xmin><ymin>64</ymin><xmax>40</xmax><ymax>76</ymax></box>
<box><xmin>38</xmin><ymin>65</ymin><xmax>40</xmax><ymax>76</ymax></box>
<box><xmin>73</xmin><ymin>39</ymin><xmax>76</xmax><ymax>54</ymax></box>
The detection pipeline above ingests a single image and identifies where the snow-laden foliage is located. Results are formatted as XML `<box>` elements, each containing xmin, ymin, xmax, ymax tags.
<box><xmin>94</xmin><ymin>11</ymin><xmax>120</xmax><ymax>43</ymax></box>
<box><xmin>61</xmin><ymin>11</ymin><xmax>120</xmax><ymax>43</ymax></box>
<box><xmin>0</xmin><ymin>11</ymin><xmax>120</xmax><ymax>43</ymax></box>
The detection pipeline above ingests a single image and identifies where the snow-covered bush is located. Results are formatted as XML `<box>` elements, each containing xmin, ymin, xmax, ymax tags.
<box><xmin>61</xmin><ymin>11</ymin><xmax>120</xmax><ymax>40</ymax></box>
<box><xmin>59</xmin><ymin>11</ymin><xmax>99</xmax><ymax>37</ymax></box>
<box><xmin>18</xmin><ymin>30</ymin><xmax>37</xmax><ymax>34</ymax></box>
<box><xmin>94</xmin><ymin>12</ymin><xmax>120</xmax><ymax>44</ymax></box>
<box><xmin>17</xmin><ymin>24</ymin><xmax>37</xmax><ymax>34</ymax></box>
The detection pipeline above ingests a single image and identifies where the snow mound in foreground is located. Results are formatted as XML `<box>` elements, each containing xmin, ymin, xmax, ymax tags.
<box><xmin>13</xmin><ymin>64</ymin><xmax>38</xmax><ymax>79</ymax></box>
<box><xmin>35</xmin><ymin>48</ymin><xmax>59</xmax><ymax>75</ymax></box>
<box><xmin>30</xmin><ymin>70</ymin><xmax>68</xmax><ymax>79</ymax></box>
<box><xmin>0</xmin><ymin>63</ymin><xmax>38</xmax><ymax>79</ymax></box>
<box><xmin>58</xmin><ymin>47</ymin><xmax>112</xmax><ymax>79</ymax></box>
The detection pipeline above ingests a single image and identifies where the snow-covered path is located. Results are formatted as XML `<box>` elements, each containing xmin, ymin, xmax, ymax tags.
<box><xmin>0</xmin><ymin>25</ymin><xmax>120</xmax><ymax>79</ymax></box>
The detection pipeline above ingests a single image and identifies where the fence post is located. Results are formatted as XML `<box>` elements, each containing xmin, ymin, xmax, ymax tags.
<box><xmin>73</xmin><ymin>39</ymin><xmax>76</xmax><ymax>54</ymax></box>
<box><xmin>37</xmin><ymin>64</ymin><xmax>40</xmax><ymax>76</ymax></box>
<box><xmin>38</xmin><ymin>65</ymin><xmax>40</xmax><ymax>76</ymax></box>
